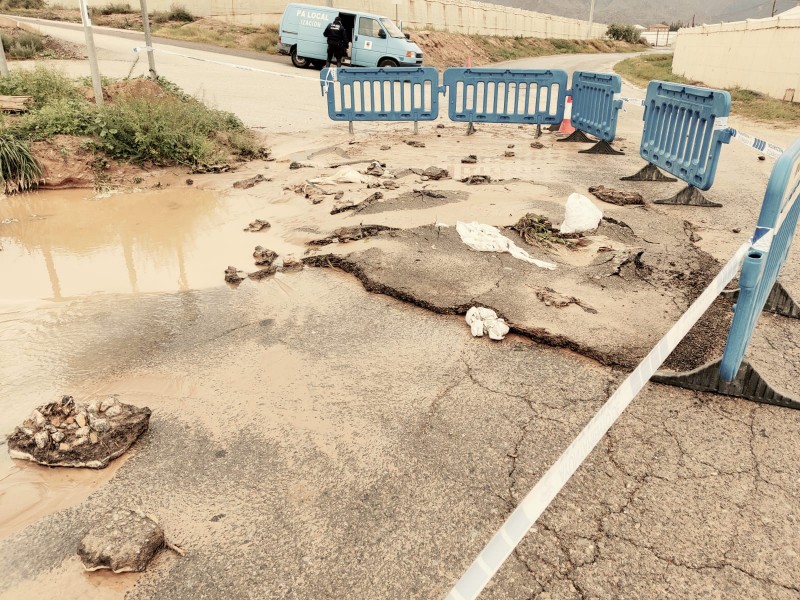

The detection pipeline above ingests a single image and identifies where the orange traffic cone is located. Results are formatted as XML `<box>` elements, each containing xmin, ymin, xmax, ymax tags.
<box><xmin>557</xmin><ymin>96</ymin><xmax>574</xmax><ymax>134</ymax></box>
<box><xmin>466</xmin><ymin>55</ymin><xmax>471</xmax><ymax>68</ymax></box>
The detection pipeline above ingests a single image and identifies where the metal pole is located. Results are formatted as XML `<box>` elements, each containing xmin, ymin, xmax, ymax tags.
<box><xmin>139</xmin><ymin>0</ymin><xmax>157</xmax><ymax>78</ymax></box>
<box><xmin>586</xmin><ymin>0</ymin><xmax>596</xmax><ymax>38</ymax></box>
<box><xmin>0</xmin><ymin>34</ymin><xmax>9</xmax><ymax>76</ymax></box>
<box><xmin>79</xmin><ymin>0</ymin><xmax>104</xmax><ymax>106</ymax></box>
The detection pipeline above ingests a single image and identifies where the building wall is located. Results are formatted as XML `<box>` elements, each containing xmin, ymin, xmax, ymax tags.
<box><xmin>673</xmin><ymin>12</ymin><xmax>800</xmax><ymax>102</ymax></box>
<box><xmin>639</xmin><ymin>30</ymin><xmax>676</xmax><ymax>47</ymax></box>
<box><xmin>76</xmin><ymin>0</ymin><xmax>607</xmax><ymax>38</ymax></box>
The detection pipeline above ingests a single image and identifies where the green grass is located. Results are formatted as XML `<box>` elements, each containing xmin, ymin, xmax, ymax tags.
<box><xmin>0</xmin><ymin>30</ymin><xmax>45</xmax><ymax>59</ymax></box>
<box><xmin>471</xmin><ymin>35</ymin><xmax>643</xmax><ymax>64</ymax></box>
<box><xmin>0</xmin><ymin>68</ymin><xmax>262</xmax><ymax>183</ymax></box>
<box><xmin>0</xmin><ymin>133</ymin><xmax>43</xmax><ymax>193</ymax></box>
<box><xmin>614</xmin><ymin>54</ymin><xmax>800</xmax><ymax>124</ymax></box>
<box><xmin>95</xmin><ymin>2</ymin><xmax>135</xmax><ymax>15</ymax></box>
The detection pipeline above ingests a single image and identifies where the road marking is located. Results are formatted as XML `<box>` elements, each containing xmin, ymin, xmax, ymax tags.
<box><xmin>444</xmin><ymin>241</ymin><xmax>751</xmax><ymax>600</ymax></box>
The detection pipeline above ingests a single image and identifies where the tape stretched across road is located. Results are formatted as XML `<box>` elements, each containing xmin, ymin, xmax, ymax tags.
<box><xmin>132</xmin><ymin>46</ymin><xmax>321</xmax><ymax>82</ymax></box>
<box><xmin>444</xmin><ymin>241</ymin><xmax>751</xmax><ymax>600</ymax></box>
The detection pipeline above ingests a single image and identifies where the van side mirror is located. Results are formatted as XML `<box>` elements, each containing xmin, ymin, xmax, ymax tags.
<box><xmin>378</xmin><ymin>29</ymin><xmax>386</xmax><ymax>39</ymax></box>
<box><xmin>404</xmin><ymin>32</ymin><xmax>410</xmax><ymax>39</ymax></box>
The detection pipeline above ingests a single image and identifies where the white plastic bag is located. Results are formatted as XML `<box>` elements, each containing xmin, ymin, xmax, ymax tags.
<box><xmin>559</xmin><ymin>193</ymin><xmax>603</xmax><ymax>234</ymax></box>
<box><xmin>455</xmin><ymin>221</ymin><xmax>556</xmax><ymax>270</ymax></box>
<box><xmin>465</xmin><ymin>307</ymin><xmax>510</xmax><ymax>341</ymax></box>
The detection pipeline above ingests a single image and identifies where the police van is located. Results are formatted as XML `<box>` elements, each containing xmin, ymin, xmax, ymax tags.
<box><xmin>278</xmin><ymin>3</ymin><xmax>423</xmax><ymax>68</ymax></box>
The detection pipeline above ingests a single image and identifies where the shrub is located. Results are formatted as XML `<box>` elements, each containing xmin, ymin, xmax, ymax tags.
<box><xmin>16</xmin><ymin>97</ymin><xmax>93</xmax><ymax>137</ymax></box>
<box><xmin>606</xmin><ymin>23</ymin><xmax>640</xmax><ymax>43</ymax></box>
<box><xmin>0</xmin><ymin>133</ymin><xmax>43</xmax><ymax>193</ymax></box>
<box><xmin>153</xmin><ymin>3</ymin><xmax>194</xmax><ymax>23</ymax></box>
<box><xmin>0</xmin><ymin>66</ymin><xmax>81</xmax><ymax>108</ymax></box>
<box><xmin>0</xmin><ymin>30</ymin><xmax>45</xmax><ymax>59</ymax></box>
<box><xmin>96</xmin><ymin>3</ymin><xmax>135</xmax><ymax>15</ymax></box>
<box><xmin>0</xmin><ymin>0</ymin><xmax>45</xmax><ymax>9</ymax></box>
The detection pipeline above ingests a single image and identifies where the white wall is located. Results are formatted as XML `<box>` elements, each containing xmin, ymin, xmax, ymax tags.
<box><xmin>73</xmin><ymin>0</ymin><xmax>607</xmax><ymax>38</ymax></box>
<box><xmin>673</xmin><ymin>12</ymin><xmax>800</xmax><ymax>102</ymax></box>
<box><xmin>639</xmin><ymin>30</ymin><xmax>676</xmax><ymax>47</ymax></box>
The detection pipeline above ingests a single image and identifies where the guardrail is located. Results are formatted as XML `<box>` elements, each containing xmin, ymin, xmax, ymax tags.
<box><xmin>623</xmin><ymin>81</ymin><xmax>732</xmax><ymax>206</ymax></box>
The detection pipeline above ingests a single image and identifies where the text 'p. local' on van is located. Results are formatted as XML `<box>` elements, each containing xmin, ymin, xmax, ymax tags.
<box><xmin>278</xmin><ymin>3</ymin><xmax>424</xmax><ymax>68</ymax></box>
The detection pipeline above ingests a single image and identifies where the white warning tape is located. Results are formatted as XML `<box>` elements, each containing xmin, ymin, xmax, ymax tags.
<box><xmin>132</xmin><ymin>46</ymin><xmax>321</xmax><ymax>82</ymax></box>
<box><xmin>614</xmin><ymin>94</ymin><xmax>645</xmax><ymax>107</ymax></box>
<box><xmin>443</xmin><ymin>241</ymin><xmax>751</xmax><ymax>600</ymax></box>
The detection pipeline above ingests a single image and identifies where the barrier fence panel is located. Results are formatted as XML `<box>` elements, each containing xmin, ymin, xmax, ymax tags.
<box><xmin>639</xmin><ymin>80</ymin><xmax>732</xmax><ymax>191</ymax></box>
<box><xmin>720</xmin><ymin>136</ymin><xmax>800</xmax><ymax>381</ymax></box>
<box><xmin>442</xmin><ymin>68</ymin><xmax>568</xmax><ymax>125</ymax></box>
<box><xmin>569</xmin><ymin>71</ymin><xmax>623</xmax><ymax>142</ymax></box>
<box><xmin>320</xmin><ymin>67</ymin><xmax>439</xmax><ymax>122</ymax></box>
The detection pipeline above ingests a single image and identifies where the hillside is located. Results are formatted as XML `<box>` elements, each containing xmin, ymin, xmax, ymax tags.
<box><xmin>491</xmin><ymin>0</ymin><xmax>800</xmax><ymax>26</ymax></box>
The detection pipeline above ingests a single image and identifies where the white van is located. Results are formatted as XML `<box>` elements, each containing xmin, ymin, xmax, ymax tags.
<box><xmin>278</xmin><ymin>3</ymin><xmax>423</xmax><ymax>68</ymax></box>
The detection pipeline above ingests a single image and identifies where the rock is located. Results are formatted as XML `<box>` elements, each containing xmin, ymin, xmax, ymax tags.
<box><xmin>224</xmin><ymin>266</ymin><xmax>245</xmax><ymax>285</ymax></box>
<box><xmin>334</xmin><ymin>191</ymin><xmax>344</xmax><ymax>200</ymax></box>
<box><xmin>383</xmin><ymin>180</ymin><xmax>400</xmax><ymax>190</ymax></box>
<box><xmin>281</xmin><ymin>257</ymin><xmax>304</xmax><ymax>272</ymax></box>
<box><xmin>380</xmin><ymin>145</ymin><xmax>391</xmax><ymax>151</ymax></box>
<box><xmin>405</xmin><ymin>140</ymin><xmax>426</xmax><ymax>148</ymax></box>
<box><xmin>76</xmin><ymin>413</ymin><xmax>87</xmax><ymax>428</ymax></box>
<box><xmin>104</xmin><ymin>404</ymin><xmax>122</xmax><ymax>418</ymax></box>
<box><xmin>507</xmin><ymin>144</ymin><xmax>515</xmax><ymax>148</ymax></box>
<box><xmin>233</xmin><ymin>174</ymin><xmax>267</xmax><ymax>189</ymax></box>
<box><xmin>243</xmin><ymin>219</ymin><xmax>271</xmax><ymax>232</ymax></box>
<box><xmin>253</xmin><ymin>246</ymin><xmax>278</xmax><ymax>267</ymax></box>
<box><xmin>461</xmin><ymin>155</ymin><xmax>478</xmax><ymax>164</ymax></box>
<box><xmin>364</xmin><ymin>161</ymin><xmax>385</xmax><ymax>177</ymax></box>
<box><xmin>87</xmin><ymin>399</ymin><xmax>100</xmax><ymax>414</ymax></box>
<box><xmin>588</xmin><ymin>185</ymin><xmax>645</xmax><ymax>206</ymax></box>
<box><xmin>530</xmin><ymin>142</ymin><xmax>545</xmax><ymax>149</ymax></box>
<box><xmin>289</xmin><ymin>161</ymin><xmax>312</xmax><ymax>170</ymax></box>
<box><xmin>732</xmin><ymin>227</ymin><xmax>741</xmax><ymax>233</ymax></box>
<box><xmin>185</xmin><ymin>178</ymin><xmax>194</xmax><ymax>185</ymax></box>
<box><xmin>90</xmin><ymin>417</ymin><xmax>110</xmax><ymax>434</ymax></box>
<box><xmin>100</xmin><ymin>397</ymin><xmax>118</xmax><ymax>412</ymax></box>
<box><xmin>422</xmin><ymin>166</ymin><xmax>449</xmax><ymax>180</ymax></box>
<box><xmin>460</xmin><ymin>175</ymin><xmax>491</xmax><ymax>185</ymax></box>
<box><xmin>504</xmin><ymin>151</ymin><xmax>515</xmax><ymax>157</ymax></box>
<box><xmin>436</xmin><ymin>124</ymin><xmax>445</xmax><ymax>129</ymax></box>
<box><xmin>34</xmin><ymin>430</ymin><xmax>50</xmax><ymax>449</ymax></box>
<box><xmin>31</xmin><ymin>410</ymin><xmax>46</xmax><ymax>428</ymax></box>
<box><xmin>7</xmin><ymin>396</ymin><xmax>151</xmax><ymax>469</ymax></box>
<box><xmin>77</xmin><ymin>508</ymin><xmax>165</xmax><ymax>573</ymax></box>
<box><xmin>248</xmin><ymin>266</ymin><xmax>278</xmax><ymax>280</ymax></box>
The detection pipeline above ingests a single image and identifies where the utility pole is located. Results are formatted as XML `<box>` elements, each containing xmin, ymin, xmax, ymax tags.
<box><xmin>0</xmin><ymin>34</ymin><xmax>9</xmax><ymax>76</ymax></box>
<box><xmin>79</xmin><ymin>0</ymin><xmax>104</xmax><ymax>106</ymax></box>
<box><xmin>139</xmin><ymin>0</ymin><xmax>157</xmax><ymax>78</ymax></box>
<box><xmin>586</xmin><ymin>0</ymin><xmax>596</xmax><ymax>38</ymax></box>
<box><xmin>771</xmin><ymin>0</ymin><xmax>777</xmax><ymax>16</ymax></box>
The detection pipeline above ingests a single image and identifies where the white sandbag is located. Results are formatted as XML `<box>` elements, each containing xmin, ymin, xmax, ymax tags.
<box><xmin>465</xmin><ymin>307</ymin><xmax>510</xmax><ymax>341</ymax></box>
<box><xmin>455</xmin><ymin>221</ymin><xmax>556</xmax><ymax>270</ymax></box>
<box><xmin>310</xmin><ymin>168</ymin><xmax>372</xmax><ymax>185</ymax></box>
<box><xmin>559</xmin><ymin>193</ymin><xmax>603</xmax><ymax>234</ymax></box>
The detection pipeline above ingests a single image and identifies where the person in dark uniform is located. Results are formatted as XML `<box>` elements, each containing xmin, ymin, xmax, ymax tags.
<box><xmin>323</xmin><ymin>15</ymin><xmax>348</xmax><ymax>67</ymax></box>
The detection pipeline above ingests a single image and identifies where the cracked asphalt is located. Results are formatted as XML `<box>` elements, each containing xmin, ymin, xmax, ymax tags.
<box><xmin>1</xmin><ymin>32</ymin><xmax>800</xmax><ymax>599</ymax></box>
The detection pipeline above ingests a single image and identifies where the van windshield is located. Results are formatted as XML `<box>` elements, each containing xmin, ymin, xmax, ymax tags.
<box><xmin>380</xmin><ymin>18</ymin><xmax>405</xmax><ymax>39</ymax></box>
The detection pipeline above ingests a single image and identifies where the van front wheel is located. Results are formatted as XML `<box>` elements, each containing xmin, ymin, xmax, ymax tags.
<box><xmin>291</xmin><ymin>47</ymin><xmax>309</xmax><ymax>68</ymax></box>
<box><xmin>378</xmin><ymin>58</ymin><xmax>398</xmax><ymax>68</ymax></box>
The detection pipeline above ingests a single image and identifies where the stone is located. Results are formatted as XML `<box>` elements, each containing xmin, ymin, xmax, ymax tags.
<box><xmin>76</xmin><ymin>413</ymin><xmax>87</xmax><ymax>428</ymax></box>
<box><xmin>100</xmin><ymin>397</ymin><xmax>118</xmax><ymax>412</ymax></box>
<box><xmin>531</xmin><ymin>142</ymin><xmax>545</xmax><ymax>149</ymax></box>
<box><xmin>67</xmin><ymin>422</ymin><xmax>78</xmax><ymax>430</ymax></box>
<box><xmin>405</xmin><ymin>140</ymin><xmax>425</xmax><ymax>148</ymax></box>
<box><xmin>507</xmin><ymin>144</ymin><xmax>515</xmax><ymax>148</ymax></box>
<box><xmin>588</xmin><ymin>185</ymin><xmax>645</xmax><ymax>206</ymax></box>
<box><xmin>76</xmin><ymin>426</ymin><xmax>91</xmax><ymax>437</ymax></box>
<box><xmin>90</xmin><ymin>418</ymin><xmax>110</xmax><ymax>434</ymax></box>
<box><xmin>364</xmin><ymin>161</ymin><xmax>385</xmax><ymax>177</ymax></box>
<box><xmin>34</xmin><ymin>430</ymin><xmax>50</xmax><ymax>449</ymax></box>
<box><xmin>224</xmin><ymin>266</ymin><xmax>245</xmax><ymax>285</ymax></box>
<box><xmin>383</xmin><ymin>180</ymin><xmax>400</xmax><ymax>190</ymax></box>
<box><xmin>461</xmin><ymin>155</ymin><xmax>478</xmax><ymax>164</ymax></box>
<box><xmin>460</xmin><ymin>175</ymin><xmax>491</xmax><ymax>185</ymax></box>
<box><xmin>77</xmin><ymin>509</ymin><xmax>165</xmax><ymax>573</ymax></box>
<box><xmin>31</xmin><ymin>410</ymin><xmax>46</xmax><ymax>428</ymax></box>
<box><xmin>233</xmin><ymin>174</ymin><xmax>267</xmax><ymax>190</ymax></box>
<box><xmin>380</xmin><ymin>145</ymin><xmax>391</xmax><ymax>151</ymax></box>
<box><xmin>422</xmin><ymin>166</ymin><xmax>449</xmax><ymax>180</ymax></box>
<box><xmin>87</xmin><ymin>399</ymin><xmax>100</xmax><ymax>413</ymax></box>
<box><xmin>52</xmin><ymin>431</ymin><xmax>65</xmax><ymax>443</ymax></box>
<box><xmin>73</xmin><ymin>437</ymin><xmax>88</xmax><ymax>448</ymax></box>
<box><xmin>58</xmin><ymin>443</ymin><xmax>70</xmax><ymax>452</ymax></box>
<box><xmin>90</xmin><ymin>432</ymin><xmax>99</xmax><ymax>444</ymax></box>
<box><xmin>243</xmin><ymin>219</ymin><xmax>271</xmax><ymax>232</ymax></box>
<box><xmin>104</xmin><ymin>404</ymin><xmax>122</xmax><ymax>418</ymax></box>
<box><xmin>65</xmin><ymin>416</ymin><xmax>75</xmax><ymax>425</ymax></box>
<box><xmin>504</xmin><ymin>151</ymin><xmax>515</xmax><ymax>157</ymax></box>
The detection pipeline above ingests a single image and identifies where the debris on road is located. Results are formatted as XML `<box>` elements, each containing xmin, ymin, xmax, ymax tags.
<box><xmin>363</xmin><ymin>161</ymin><xmax>386</xmax><ymax>177</ymax></box>
<box><xmin>7</xmin><ymin>395</ymin><xmax>151</xmax><ymax>469</ymax></box>
<box><xmin>533</xmin><ymin>287</ymin><xmax>598</xmax><ymax>314</ymax></box>
<box><xmin>560</xmin><ymin>193</ymin><xmax>603</xmax><ymax>234</ymax></box>
<box><xmin>461</xmin><ymin>155</ymin><xmax>478</xmax><ymax>164</ymax></box>
<box><xmin>412</xmin><ymin>189</ymin><xmax>447</xmax><ymax>199</ymax></box>
<box><xmin>465</xmin><ymin>307</ymin><xmax>510</xmax><ymax>341</ymax></box>
<box><xmin>253</xmin><ymin>246</ymin><xmax>278</xmax><ymax>267</ymax></box>
<box><xmin>233</xmin><ymin>174</ymin><xmax>269</xmax><ymax>189</ymax></box>
<box><xmin>383</xmin><ymin>180</ymin><xmax>400</xmax><ymax>190</ymax></box>
<box><xmin>405</xmin><ymin>140</ymin><xmax>426</xmax><ymax>148</ymax></box>
<box><xmin>530</xmin><ymin>142</ymin><xmax>545</xmax><ymax>149</ymax></box>
<box><xmin>308</xmin><ymin>224</ymin><xmax>397</xmax><ymax>246</ymax></box>
<box><xmin>588</xmin><ymin>185</ymin><xmax>645</xmax><ymax>206</ymax></box>
<box><xmin>243</xmin><ymin>219</ymin><xmax>271</xmax><ymax>232</ymax></box>
<box><xmin>311</xmin><ymin>168</ymin><xmax>372</xmax><ymax>185</ymax></box>
<box><xmin>504</xmin><ymin>151</ymin><xmax>515</xmax><ymax>158</ymax></box>
<box><xmin>511</xmin><ymin>214</ymin><xmax>588</xmax><ymax>250</ymax></box>
<box><xmin>380</xmin><ymin>145</ymin><xmax>391</xmax><ymax>151</ymax></box>
<box><xmin>225</xmin><ymin>266</ymin><xmax>245</xmax><ymax>285</ymax></box>
<box><xmin>78</xmin><ymin>508</ymin><xmax>165</xmax><ymax>573</ymax></box>
<box><xmin>422</xmin><ymin>166</ymin><xmax>449</xmax><ymax>180</ymax></box>
<box><xmin>289</xmin><ymin>161</ymin><xmax>313</xmax><ymax>170</ymax></box>
<box><xmin>456</xmin><ymin>221</ymin><xmax>557</xmax><ymax>269</ymax></box>
<box><xmin>460</xmin><ymin>175</ymin><xmax>491</xmax><ymax>185</ymax></box>
<box><xmin>331</xmin><ymin>191</ymin><xmax>383</xmax><ymax>215</ymax></box>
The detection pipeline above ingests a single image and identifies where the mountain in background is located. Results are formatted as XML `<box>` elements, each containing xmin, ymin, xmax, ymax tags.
<box><xmin>491</xmin><ymin>0</ymin><xmax>800</xmax><ymax>26</ymax></box>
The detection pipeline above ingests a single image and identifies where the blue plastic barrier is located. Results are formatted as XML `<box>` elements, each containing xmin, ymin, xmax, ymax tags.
<box><xmin>442</xmin><ymin>68</ymin><xmax>568</xmax><ymax>125</ymax></box>
<box><xmin>569</xmin><ymin>71</ymin><xmax>623</xmax><ymax>142</ymax></box>
<box><xmin>320</xmin><ymin>67</ymin><xmax>439</xmax><ymax>122</ymax></box>
<box><xmin>720</xmin><ymin>137</ymin><xmax>800</xmax><ymax>381</ymax></box>
<box><xmin>639</xmin><ymin>81</ymin><xmax>732</xmax><ymax>190</ymax></box>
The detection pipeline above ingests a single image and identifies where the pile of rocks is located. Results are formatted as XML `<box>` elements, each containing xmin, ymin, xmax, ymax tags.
<box><xmin>7</xmin><ymin>395</ymin><xmax>151</xmax><ymax>469</ymax></box>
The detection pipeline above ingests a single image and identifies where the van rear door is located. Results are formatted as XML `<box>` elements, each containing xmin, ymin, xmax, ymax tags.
<box><xmin>351</xmin><ymin>15</ymin><xmax>388</xmax><ymax>67</ymax></box>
